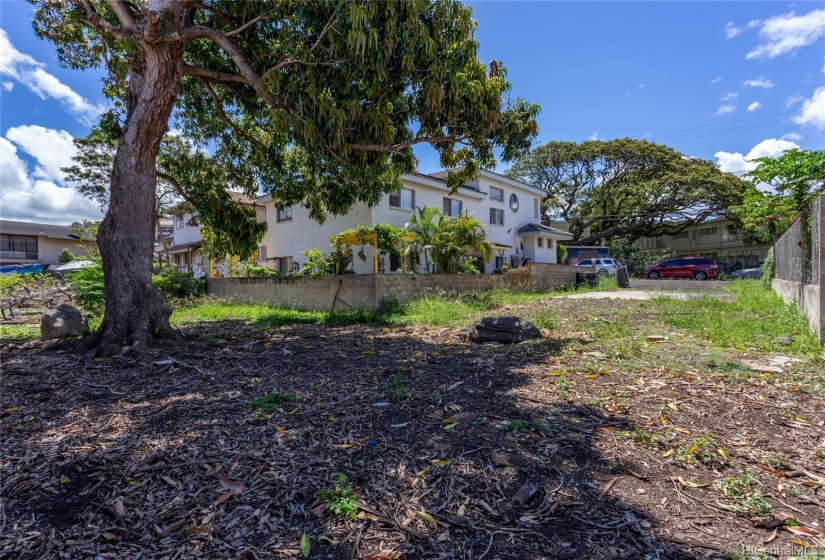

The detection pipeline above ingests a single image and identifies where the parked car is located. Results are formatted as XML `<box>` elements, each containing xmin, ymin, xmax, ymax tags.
<box><xmin>731</xmin><ymin>267</ymin><xmax>762</xmax><ymax>280</ymax></box>
<box><xmin>576</xmin><ymin>258</ymin><xmax>621</xmax><ymax>276</ymax></box>
<box><xmin>643</xmin><ymin>257</ymin><xmax>718</xmax><ymax>280</ymax></box>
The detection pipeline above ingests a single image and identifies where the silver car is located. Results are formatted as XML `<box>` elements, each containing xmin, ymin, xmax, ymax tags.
<box><xmin>576</xmin><ymin>258</ymin><xmax>620</xmax><ymax>276</ymax></box>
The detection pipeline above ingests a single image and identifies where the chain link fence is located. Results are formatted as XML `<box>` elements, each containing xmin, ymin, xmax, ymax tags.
<box><xmin>773</xmin><ymin>199</ymin><xmax>818</xmax><ymax>284</ymax></box>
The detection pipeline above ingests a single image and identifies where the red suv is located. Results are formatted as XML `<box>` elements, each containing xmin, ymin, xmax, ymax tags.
<box><xmin>643</xmin><ymin>257</ymin><xmax>718</xmax><ymax>280</ymax></box>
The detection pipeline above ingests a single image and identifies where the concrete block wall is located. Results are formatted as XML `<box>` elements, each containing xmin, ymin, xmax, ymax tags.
<box><xmin>207</xmin><ymin>263</ymin><xmax>578</xmax><ymax>312</ymax></box>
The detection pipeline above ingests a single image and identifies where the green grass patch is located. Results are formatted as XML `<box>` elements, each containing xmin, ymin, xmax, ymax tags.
<box><xmin>651</xmin><ymin>280</ymin><xmax>821</xmax><ymax>357</ymax></box>
<box><xmin>0</xmin><ymin>323</ymin><xmax>40</xmax><ymax>344</ymax></box>
<box><xmin>247</xmin><ymin>391</ymin><xmax>302</xmax><ymax>413</ymax></box>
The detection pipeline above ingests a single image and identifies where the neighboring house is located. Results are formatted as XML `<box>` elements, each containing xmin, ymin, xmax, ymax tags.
<box><xmin>167</xmin><ymin>193</ymin><xmax>267</xmax><ymax>274</ymax></box>
<box><xmin>258</xmin><ymin>170</ymin><xmax>573</xmax><ymax>275</ymax></box>
<box><xmin>0</xmin><ymin>220</ymin><xmax>88</xmax><ymax>267</ymax></box>
<box><xmin>637</xmin><ymin>217</ymin><xmax>769</xmax><ymax>269</ymax></box>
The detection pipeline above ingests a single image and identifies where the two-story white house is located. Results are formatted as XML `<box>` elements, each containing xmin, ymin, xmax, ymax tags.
<box><xmin>257</xmin><ymin>170</ymin><xmax>572</xmax><ymax>274</ymax></box>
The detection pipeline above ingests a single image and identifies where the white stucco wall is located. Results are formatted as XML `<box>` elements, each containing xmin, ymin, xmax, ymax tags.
<box><xmin>258</xmin><ymin>171</ymin><xmax>563</xmax><ymax>274</ymax></box>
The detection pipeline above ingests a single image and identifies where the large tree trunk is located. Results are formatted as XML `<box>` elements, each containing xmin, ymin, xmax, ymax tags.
<box><xmin>84</xmin><ymin>34</ymin><xmax>184</xmax><ymax>356</ymax></box>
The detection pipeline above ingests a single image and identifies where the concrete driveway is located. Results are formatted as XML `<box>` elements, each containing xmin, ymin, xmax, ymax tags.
<box><xmin>559</xmin><ymin>278</ymin><xmax>733</xmax><ymax>300</ymax></box>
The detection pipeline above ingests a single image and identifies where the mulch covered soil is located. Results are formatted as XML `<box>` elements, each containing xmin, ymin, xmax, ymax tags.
<box><xmin>1</xmin><ymin>308</ymin><xmax>823</xmax><ymax>559</ymax></box>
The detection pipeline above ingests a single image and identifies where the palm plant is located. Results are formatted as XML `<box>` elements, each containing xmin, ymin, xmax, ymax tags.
<box><xmin>430</xmin><ymin>212</ymin><xmax>495</xmax><ymax>274</ymax></box>
<box><xmin>406</xmin><ymin>206</ymin><xmax>441</xmax><ymax>273</ymax></box>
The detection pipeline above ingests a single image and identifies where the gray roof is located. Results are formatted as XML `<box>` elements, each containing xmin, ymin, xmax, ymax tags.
<box><xmin>0</xmin><ymin>220</ymin><xmax>78</xmax><ymax>239</ymax></box>
<box><xmin>517</xmin><ymin>223</ymin><xmax>574</xmax><ymax>238</ymax></box>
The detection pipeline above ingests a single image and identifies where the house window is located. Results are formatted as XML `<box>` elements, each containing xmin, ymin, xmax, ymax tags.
<box><xmin>490</xmin><ymin>187</ymin><xmax>504</xmax><ymax>202</ymax></box>
<box><xmin>490</xmin><ymin>208</ymin><xmax>504</xmax><ymax>226</ymax></box>
<box><xmin>494</xmin><ymin>256</ymin><xmax>504</xmax><ymax>271</ymax></box>
<box><xmin>389</xmin><ymin>188</ymin><xmax>415</xmax><ymax>211</ymax></box>
<box><xmin>443</xmin><ymin>197</ymin><xmax>462</xmax><ymax>216</ymax></box>
<box><xmin>534</xmin><ymin>198</ymin><xmax>541</xmax><ymax>219</ymax></box>
<box><xmin>699</xmin><ymin>226</ymin><xmax>718</xmax><ymax>236</ymax></box>
<box><xmin>277</xmin><ymin>207</ymin><xmax>293</xmax><ymax>222</ymax></box>
<box><xmin>175</xmin><ymin>214</ymin><xmax>184</xmax><ymax>229</ymax></box>
<box><xmin>672</xmin><ymin>231</ymin><xmax>689</xmax><ymax>239</ymax></box>
<box><xmin>389</xmin><ymin>253</ymin><xmax>402</xmax><ymax>272</ymax></box>
<box><xmin>257</xmin><ymin>246</ymin><xmax>267</xmax><ymax>261</ymax></box>
<box><xmin>0</xmin><ymin>235</ymin><xmax>38</xmax><ymax>259</ymax></box>
<box><xmin>547</xmin><ymin>238</ymin><xmax>554</xmax><ymax>249</ymax></box>
<box><xmin>509</xmin><ymin>194</ymin><xmax>519</xmax><ymax>212</ymax></box>
<box><xmin>537</xmin><ymin>237</ymin><xmax>543</xmax><ymax>248</ymax></box>
<box><xmin>276</xmin><ymin>256</ymin><xmax>292</xmax><ymax>272</ymax></box>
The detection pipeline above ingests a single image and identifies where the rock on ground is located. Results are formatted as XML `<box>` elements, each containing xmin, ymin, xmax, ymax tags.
<box><xmin>468</xmin><ymin>316</ymin><xmax>542</xmax><ymax>343</ymax></box>
<box><xmin>41</xmin><ymin>304</ymin><xmax>88</xmax><ymax>341</ymax></box>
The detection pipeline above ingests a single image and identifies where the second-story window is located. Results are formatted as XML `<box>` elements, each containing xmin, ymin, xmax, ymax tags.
<box><xmin>534</xmin><ymin>198</ymin><xmax>541</xmax><ymax>219</ymax></box>
<box><xmin>443</xmin><ymin>197</ymin><xmax>462</xmax><ymax>217</ymax></box>
<box><xmin>490</xmin><ymin>186</ymin><xmax>504</xmax><ymax>202</ymax></box>
<box><xmin>277</xmin><ymin>207</ymin><xmax>293</xmax><ymax>222</ymax></box>
<box><xmin>175</xmin><ymin>214</ymin><xmax>184</xmax><ymax>229</ymax></box>
<box><xmin>389</xmin><ymin>188</ymin><xmax>415</xmax><ymax>211</ymax></box>
<box><xmin>490</xmin><ymin>208</ymin><xmax>504</xmax><ymax>226</ymax></box>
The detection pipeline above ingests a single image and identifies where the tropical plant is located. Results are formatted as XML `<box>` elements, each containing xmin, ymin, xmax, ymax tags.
<box><xmin>406</xmin><ymin>206</ymin><xmax>442</xmax><ymax>273</ymax></box>
<box><xmin>430</xmin><ymin>212</ymin><xmax>495</xmax><ymax>274</ymax></box>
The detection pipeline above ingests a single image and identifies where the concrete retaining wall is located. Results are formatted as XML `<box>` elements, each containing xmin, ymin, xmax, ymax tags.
<box><xmin>207</xmin><ymin>264</ymin><xmax>578</xmax><ymax>311</ymax></box>
<box><xmin>772</xmin><ymin>278</ymin><xmax>823</xmax><ymax>342</ymax></box>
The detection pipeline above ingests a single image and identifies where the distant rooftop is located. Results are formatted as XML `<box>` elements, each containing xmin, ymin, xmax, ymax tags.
<box><xmin>0</xmin><ymin>220</ymin><xmax>78</xmax><ymax>239</ymax></box>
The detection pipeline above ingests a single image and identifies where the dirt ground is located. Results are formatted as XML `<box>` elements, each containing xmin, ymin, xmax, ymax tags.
<box><xmin>1</xmin><ymin>296</ymin><xmax>823</xmax><ymax>560</ymax></box>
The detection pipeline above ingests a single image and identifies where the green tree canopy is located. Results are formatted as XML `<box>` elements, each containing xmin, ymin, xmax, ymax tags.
<box><xmin>729</xmin><ymin>149</ymin><xmax>825</xmax><ymax>243</ymax></box>
<box><xmin>506</xmin><ymin>139</ymin><xmax>748</xmax><ymax>245</ymax></box>
<box><xmin>31</xmin><ymin>0</ymin><xmax>539</xmax><ymax>353</ymax></box>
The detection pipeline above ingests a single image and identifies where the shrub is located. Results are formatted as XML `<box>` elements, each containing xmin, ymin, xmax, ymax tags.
<box><xmin>237</xmin><ymin>262</ymin><xmax>278</xmax><ymax>277</ymax></box>
<box><xmin>299</xmin><ymin>248</ymin><xmax>334</xmax><ymax>276</ymax></box>
<box><xmin>69</xmin><ymin>259</ymin><xmax>105</xmax><ymax>315</ymax></box>
<box><xmin>556</xmin><ymin>243</ymin><xmax>568</xmax><ymax>264</ymax></box>
<box><xmin>152</xmin><ymin>268</ymin><xmax>206</xmax><ymax>299</ymax></box>
<box><xmin>58</xmin><ymin>248</ymin><xmax>76</xmax><ymax>264</ymax></box>
<box><xmin>761</xmin><ymin>248</ymin><xmax>774</xmax><ymax>290</ymax></box>
<box><xmin>456</xmin><ymin>259</ymin><xmax>480</xmax><ymax>274</ymax></box>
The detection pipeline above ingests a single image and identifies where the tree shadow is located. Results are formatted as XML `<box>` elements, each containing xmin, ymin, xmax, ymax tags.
<box><xmin>0</xmin><ymin>319</ymin><xmax>706</xmax><ymax>559</ymax></box>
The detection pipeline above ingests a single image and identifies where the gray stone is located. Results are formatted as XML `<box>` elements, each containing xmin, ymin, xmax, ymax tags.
<box><xmin>41</xmin><ymin>304</ymin><xmax>88</xmax><ymax>341</ymax></box>
<box><xmin>774</xmin><ymin>336</ymin><xmax>793</xmax><ymax>346</ymax></box>
<box><xmin>468</xmin><ymin>317</ymin><xmax>542</xmax><ymax>344</ymax></box>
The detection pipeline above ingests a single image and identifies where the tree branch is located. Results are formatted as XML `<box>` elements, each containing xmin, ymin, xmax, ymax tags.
<box><xmin>180</xmin><ymin>25</ymin><xmax>276</xmax><ymax>107</ymax></box>
<box><xmin>198</xmin><ymin>79</ymin><xmax>269</xmax><ymax>153</ymax></box>
<box><xmin>225</xmin><ymin>11</ymin><xmax>271</xmax><ymax>37</ymax></box>
<box><xmin>76</xmin><ymin>0</ymin><xmax>133</xmax><ymax>40</ymax></box>
<box><xmin>107</xmin><ymin>0</ymin><xmax>136</xmax><ymax>33</ymax></box>
<box><xmin>351</xmin><ymin>136</ymin><xmax>470</xmax><ymax>155</ymax></box>
<box><xmin>183</xmin><ymin>64</ymin><xmax>250</xmax><ymax>85</ymax></box>
<box><xmin>157</xmin><ymin>172</ymin><xmax>194</xmax><ymax>204</ymax></box>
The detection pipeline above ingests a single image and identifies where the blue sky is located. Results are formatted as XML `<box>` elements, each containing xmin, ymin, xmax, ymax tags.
<box><xmin>1</xmin><ymin>1</ymin><xmax>823</xmax><ymax>224</ymax></box>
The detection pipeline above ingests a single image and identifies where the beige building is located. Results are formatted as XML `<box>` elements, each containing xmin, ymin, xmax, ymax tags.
<box><xmin>0</xmin><ymin>220</ymin><xmax>88</xmax><ymax>267</ymax></box>
<box><xmin>638</xmin><ymin>217</ymin><xmax>769</xmax><ymax>267</ymax></box>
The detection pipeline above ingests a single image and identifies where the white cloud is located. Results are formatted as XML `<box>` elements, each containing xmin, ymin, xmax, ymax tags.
<box><xmin>0</xmin><ymin>29</ymin><xmax>106</xmax><ymax>125</ymax></box>
<box><xmin>724</xmin><ymin>22</ymin><xmax>743</xmax><ymax>38</ymax></box>
<box><xmin>784</xmin><ymin>95</ymin><xmax>804</xmax><ymax>108</ymax></box>
<box><xmin>715</xmin><ymin>138</ymin><xmax>800</xmax><ymax>175</ymax></box>
<box><xmin>0</xmin><ymin>134</ymin><xmax>104</xmax><ymax>224</ymax></box>
<box><xmin>587</xmin><ymin>131</ymin><xmax>600</xmax><ymax>141</ymax></box>
<box><xmin>781</xmin><ymin>132</ymin><xmax>803</xmax><ymax>142</ymax></box>
<box><xmin>710</xmin><ymin>76</ymin><xmax>723</xmax><ymax>84</ymax></box>
<box><xmin>5</xmin><ymin>125</ymin><xmax>77</xmax><ymax>183</ymax></box>
<box><xmin>715</xmin><ymin>104</ymin><xmax>736</xmax><ymax>116</ymax></box>
<box><xmin>747</xmin><ymin>9</ymin><xmax>825</xmax><ymax>59</ymax></box>
<box><xmin>793</xmin><ymin>86</ymin><xmax>825</xmax><ymax>130</ymax></box>
<box><xmin>743</xmin><ymin>77</ymin><xmax>774</xmax><ymax>89</ymax></box>
<box><xmin>1</xmin><ymin>80</ymin><xmax>13</xmax><ymax>92</ymax></box>
<box><xmin>747</xmin><ymin>101</ymin><xmax>762</xmax><ymax>112</ymax></box>
<box><xmin>720</xmin><ymin>92</ymin><xmax>738</xmax><ymax>101</ymax></box>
